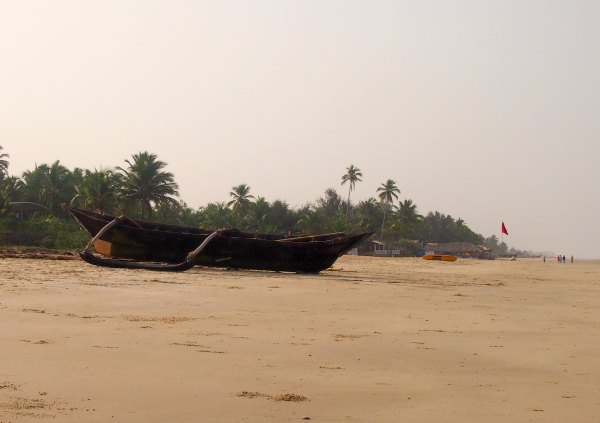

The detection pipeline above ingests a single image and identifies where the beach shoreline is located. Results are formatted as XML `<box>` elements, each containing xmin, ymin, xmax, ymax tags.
<box><xmin>1</xmin><ymin>256</ymin><xmax>599</xmax><ymax>422</ymax></box>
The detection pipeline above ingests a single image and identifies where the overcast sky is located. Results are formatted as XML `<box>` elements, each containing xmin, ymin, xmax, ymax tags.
<box><xmin>1</xmin><ymin>1</ymin><xmax>599</xmax><ymax>257</ymax></box>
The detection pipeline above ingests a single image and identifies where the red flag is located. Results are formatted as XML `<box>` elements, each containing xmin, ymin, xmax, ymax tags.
<box><xmin>501</xmin><ymin>222</ymin><xmax>508</xmax><ymax>236</ymax></box>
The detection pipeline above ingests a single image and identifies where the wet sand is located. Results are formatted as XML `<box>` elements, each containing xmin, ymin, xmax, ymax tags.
<box><xmin>1</xmin><ymin>256</ymin><xmax>599</xmax><ymax>422</ymax></box>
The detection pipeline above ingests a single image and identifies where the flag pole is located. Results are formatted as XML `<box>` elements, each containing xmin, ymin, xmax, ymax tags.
<box><xmin>501</xmin><ymin>222</ymin><xmax>508</xmax><ymax>247</ymax></box>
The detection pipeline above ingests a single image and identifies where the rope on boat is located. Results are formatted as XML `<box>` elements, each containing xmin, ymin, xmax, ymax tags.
<box><xmin>80</xmin><ymin>215</ymin><xmax>221</xmax><ymax>271</ymax></box>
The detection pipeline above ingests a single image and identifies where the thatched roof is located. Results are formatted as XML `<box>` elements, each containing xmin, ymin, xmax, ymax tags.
<box><xmin>425</xmin><ymin>242</ymin><xmax>483</xmax><ymax>254</ymax></box>
<box><xmin>8</xmin><ymin>202</ymin><xmax>49</xmax><ymax>213</ymax></box>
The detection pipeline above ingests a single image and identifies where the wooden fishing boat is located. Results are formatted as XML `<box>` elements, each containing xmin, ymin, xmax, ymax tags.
<box><xmin>67</xmin><ymin>207</ymin><xmax>373</xmax><ymax>273</ymax></box>
<box><xmin>422</xmin><ymin>254</ymin><xmax>458</xmax><ymax>262</ymax></box>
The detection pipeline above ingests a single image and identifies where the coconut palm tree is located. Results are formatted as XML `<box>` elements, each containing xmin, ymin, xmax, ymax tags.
<box><xmin>22</xmin><ymin>164</ymin><xmax>49</xmax><ymax>204</ymax></box>
<box><xmin>21</xmin><ymin>161</ymin><xmax>73</xmax><ymax>214</ymax></box>
<box><xmin>297</xmin><ymin>208</ymin><xmax>327</xmax><ymax>234</ymax></box>
<box><xmin>0</xmin><ymin>146</ymin><xmax>9</xmax><ymax>176</ymax></box>
<box><xmin>341</xmin><ymin>164</ymin><xmax>362</xmax><ymax>228</ymax></box>
<box><xmin>422</xmin><ymin>211</ymin><xmax>455</xmax><ymax>243</ymax></box>
<box><xmin>228</xmin><ymin>184</ymin><xmax>255</xmax><ymax>227</ymax></box>
<box><xmin>376</xmin><ymin>179</ymin><xmax>400</xmax><ymax>236</ymax></box>
<box><xmin>117</xmin><ymin>152</ymin><xmax>179</xmax><ymax>219</ymax></box>
<box><xmin>71</xmin><ymin>169</ymin><xmax>121</xmax><ymax>213</ymax></box>
<box><xmin>395</xmin><ymin>199</ymin><xmax>418</xmax><ymax>222</ymax></box>
<box><xmin>393</xmin><ymin>199</ymin><xmax>422</xmax><ymax>239</ymax></box>
<box><xmin>0</xmin><ymin>176</ymin><xmax>24</xmax><ymax>211</ymax></box>
<box><xmin>355</xmin><ymin>198</ymin><xmax>380</xmax><ymax>233</ymax></box>
<box><xmin>198</xmin><ymin>202</ymin><xmax>234</xmax><ymax>229</ymax></box>
<box><xmin>246</xmin><ymin>196</ymin><xmax>270</xmax><ymax>232</ymax></box>
<box><xmin>42</xmin><ymin>160</ymin><xmax>74</xmax><ymax>214</ymax></box>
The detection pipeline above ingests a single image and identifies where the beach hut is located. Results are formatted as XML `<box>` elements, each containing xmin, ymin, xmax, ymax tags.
<box><xmin>424</xmin><ymin>242</ymin><xmax>485</xmax><ymax>258</ymax></box>
<box><xmin>372</xmin><ymin>240</ymin><xmax>408</xmax><ymax>257</ymax></box>
<box><xmin>6</xmin><ymin>202</ymin><xmax>49</xmax><ymax>219</ymax></box>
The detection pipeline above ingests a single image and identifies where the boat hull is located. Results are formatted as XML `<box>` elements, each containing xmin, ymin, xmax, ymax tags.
<box><xmin>67</xmin><ymin>208</ymin><xmax>372</xmax><ymax>273</ymax></box>
<box><xmin>423</xmin><ymin>254</ymin><xmax>458</xmax><ymax>262</ymax></box>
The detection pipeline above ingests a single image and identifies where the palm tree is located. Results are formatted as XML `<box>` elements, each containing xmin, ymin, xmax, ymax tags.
<box><xmin>198</xmin><ymin>202</ymin><xmax>234</xmax><ymax>229</ymax></box>
<box><xmin>246</xmin><ymin>196</ymin><xmax>270</xmax><ymax>232</ymax></box>
<box><xmin>422</xmin><ymin>211</ymin><xmax>455</xmax><ymax>243</ymax></box>
<box><xmin>0</xmin><ymin>146</ymin><xmax>11</xmax><ymax>210</ymax></box>
<box><xmin>154</xmin><ymin>199</ymin><xmax>192</xmax><ymax>224</ymax></box>
<box><xmin>71</xmin><ymin>169</ymin><xmax>120</xmax><ymax>213</ymax></box>
<box><xmin>117</xmin><ymin>152</ymin><xmax>179</xmax><ymax>219</ymax></box>
<box><xmin>297</xmin><ymin>208</ymin><xmax>327</xmax><ymax>234</ymax></box>
<box><xmin>395</xmin><ymin>199</ymin><xmax>418</xmax><ymax>222</ymax></box>
<box><xmin>341</xmin><ymin>164</ymin><xmax>362</xmax><ymax>228</ymax></box>
<box><xmin>0</xmin><ymin>176</ymin><xmax>24</xmax><ymax>210</ymax></box>
<box><xmin>393</xmin><ymin>199</ymin><xmax>421</xmax><ymax>239</ymax></box>
<box><xmin>22</xmin><ymin>164</ymin><xmax>50</xmax><ymax>204</ymax></box>
<box><xmin>227</xmin><ymin>184</ymin><xmax>255</xmax><ymax>227</ymax></box>
<box><xmin>0</xmin><ymin>146</ymin><xmax>9</xmax><ymax>176</ymax></box>
<box><xmin>42</xmin><ymin>160</ymin><xmax>73</xmax><ymax>214</ymax></box>
<box><xmin>21</xmin><ymin>161</ymin><xmax>73</xmax><ymax>214</ymax></box>
<box><xmin>355</xmin><ymin>198</ymin><xmax>380</xmax><ymax>233</ymax></box>
<box><xmin>376</xmin><ymin>179</ymin><xmax>400</xmax><ymax>236</ymax></box>
<box><xmin>173</xmin><ymin>202</ymin><xmax>201</xmax><ymax>227</ymax></box>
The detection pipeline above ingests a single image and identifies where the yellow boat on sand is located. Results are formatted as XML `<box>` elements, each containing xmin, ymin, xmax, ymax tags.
<box><xmin>423</xmin><ymin>254</ymin><xmax>457</xmax><ymax>262</ymax></box>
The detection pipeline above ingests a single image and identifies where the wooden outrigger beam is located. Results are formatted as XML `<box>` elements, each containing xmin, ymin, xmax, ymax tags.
<box><xmin>79</xmin><ymin>215</ymin><xmax>220</xmax><ymax>271</ymax></box>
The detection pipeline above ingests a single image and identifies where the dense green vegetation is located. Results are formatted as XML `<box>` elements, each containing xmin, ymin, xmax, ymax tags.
<box><xmin>0</xmin><ymin>146</ymin><xmax>511</xmax><ymax>255</ymax></box>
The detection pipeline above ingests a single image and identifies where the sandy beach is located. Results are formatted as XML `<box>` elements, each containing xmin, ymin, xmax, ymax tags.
<box><xmin>1</xmin><ymin>255</ymin><xmax>599</xmax><ymax>422</ymax></box>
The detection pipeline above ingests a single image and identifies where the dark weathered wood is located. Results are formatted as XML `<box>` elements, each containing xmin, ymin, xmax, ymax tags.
<box><xmin>80</xmin><ymin>230</ymin><xmax>221</xmax><ymax>271</ymax></box>
<box><xmin>67</xmin><ymin>207</ymin><xmax>373</xmax><ymax>273</ymax></box>
<box><xmin>278</xmin><ymin>232</ymin><xmax>345</xmax><ymax>242</ymax></box>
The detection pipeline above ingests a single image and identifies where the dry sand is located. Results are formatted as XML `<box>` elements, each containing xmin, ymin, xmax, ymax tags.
<box><xmin>1</xmin><ymin>255</ymin><xmax>599</xmax><ymax>422</ymax></box>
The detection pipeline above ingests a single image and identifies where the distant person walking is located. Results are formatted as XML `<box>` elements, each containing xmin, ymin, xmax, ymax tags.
<box><xmin>571</xmin><ymin>255</ymin><xmax>574</xmax><ymax>263</ymax></box>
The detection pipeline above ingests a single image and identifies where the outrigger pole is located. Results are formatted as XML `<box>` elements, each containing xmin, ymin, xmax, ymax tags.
<box><xmin>79</xmin><ymin>215</ymin><xmax>221</xmax><ymax>271</ymax></box>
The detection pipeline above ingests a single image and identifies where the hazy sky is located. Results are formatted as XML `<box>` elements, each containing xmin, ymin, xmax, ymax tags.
<box><xmin>1</xmin><ymin>1</ymin><xmax>599</xmax><ymax>257</ymax></box>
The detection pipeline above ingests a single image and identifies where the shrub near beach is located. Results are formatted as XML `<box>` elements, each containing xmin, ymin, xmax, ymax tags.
<box><xmin>0</xmin><ymin>215</ymin><xmax>88</xmax><ymax>250</ymax></box>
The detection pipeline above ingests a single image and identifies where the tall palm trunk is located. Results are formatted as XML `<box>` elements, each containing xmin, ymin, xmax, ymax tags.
<box><xmin>380</xmin><ymin>203</ymin><xmax>387</xmax><ymax>237</ymax></box>
<box><xmin>345</xmin><ymin>185</ymin><xmax>351</xmax><ymax>228</ymax></box>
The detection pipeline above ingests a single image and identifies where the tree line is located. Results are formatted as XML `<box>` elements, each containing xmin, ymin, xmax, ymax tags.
<box><xmin>0</xmin><ymin>146</ymin><xmax>510</xmax><ymax>254</ymax></box>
